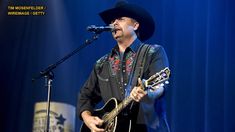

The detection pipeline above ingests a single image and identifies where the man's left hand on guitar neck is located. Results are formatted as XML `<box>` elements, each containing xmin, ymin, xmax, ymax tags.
<box><xmin>130</xmin><ymin>78</ymin><xmax>164</xmax><ymax>103</ymax></box>
<box><xmin>130</xmin><ymin>78</ymin><xmax>147</xmax><ymax>102</ymax></box>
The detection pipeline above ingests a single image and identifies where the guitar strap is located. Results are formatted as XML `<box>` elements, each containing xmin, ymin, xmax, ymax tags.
<box><xmin>125</xmin><ymin>44</ymin><xmax>151</xmax><ymax>97</ymax></box>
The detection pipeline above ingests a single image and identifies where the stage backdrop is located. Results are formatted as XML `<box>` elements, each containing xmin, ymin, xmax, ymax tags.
<box><xmin>0</xmin><ymin>0</ymin><xmax>235</xmax><ymax>131</ymax></box>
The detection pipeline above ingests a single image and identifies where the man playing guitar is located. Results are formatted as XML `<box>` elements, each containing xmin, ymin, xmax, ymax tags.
<box><xmin>78</xmin><ymin>1</ymin><xmax>170</xmax><ymax>132</ymax></box>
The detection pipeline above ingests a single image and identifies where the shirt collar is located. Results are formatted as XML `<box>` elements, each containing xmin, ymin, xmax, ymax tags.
<box><xmin>129</xmin><ymin>38</ymin><xmax>142</xmax><ymax>53</ymax></box>
<box><xmin>111</xmin><ymin>39</ymin><xmax>142</xmax><ymax>56</ymax></box>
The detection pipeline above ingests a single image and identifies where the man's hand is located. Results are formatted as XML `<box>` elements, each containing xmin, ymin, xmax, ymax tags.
<box><xmin>81</xmin><ymin>111</ymin><xmax>104</xmax><ymax>132</ymax></box>
<box><xmin>130</xmin><ymin>78</ymin><xmax>147</xmax><ymax>102</ymax></box>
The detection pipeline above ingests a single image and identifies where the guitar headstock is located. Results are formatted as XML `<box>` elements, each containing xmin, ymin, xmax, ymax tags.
<box><xmin>143</xmin><ymin>67</ymin><xmax>170</xmax><ymax>89</ymax></box>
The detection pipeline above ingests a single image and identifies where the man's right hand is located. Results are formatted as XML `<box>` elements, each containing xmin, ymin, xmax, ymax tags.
<box><xmin>81</xmin><ymin>111</ymin><xmax>104</xmax><ymax>132</ymax></box>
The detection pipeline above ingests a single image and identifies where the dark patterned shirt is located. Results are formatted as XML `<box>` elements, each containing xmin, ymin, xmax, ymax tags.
<box><xmin>78</xmin><ymin>39</ymin><xmax>170</xmax><ymax>131</ymax></box>
<box><xmin>108</xmin><ymin>40</ymin><xmax>141</xmax><ymax>97</ymax></box>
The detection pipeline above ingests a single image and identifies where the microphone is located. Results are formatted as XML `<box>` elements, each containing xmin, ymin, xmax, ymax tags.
<box><xmin>87</xmin><ymin>25</ymin><xmax>114</xmax><ymax>33</ymax></box>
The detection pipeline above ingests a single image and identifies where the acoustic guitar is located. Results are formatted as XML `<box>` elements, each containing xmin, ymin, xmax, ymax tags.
<box><xmin>80</xmin><ymin>67</ymin><xmax>170</xmax><ymax>132</ymax></box>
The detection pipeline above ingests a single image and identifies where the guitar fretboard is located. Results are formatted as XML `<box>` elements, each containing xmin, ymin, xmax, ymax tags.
<box><xmin>103</xmin><ymin>96</ymin><xmax>133</xmax><ymax>122</ymax></box>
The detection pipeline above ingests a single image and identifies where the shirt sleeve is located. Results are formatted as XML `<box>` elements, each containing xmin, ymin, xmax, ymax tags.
<box><xmin>142</xmin><ymin>44</ymin><xmax>169</xmax><ymax>103</ymax></box>
<box><xmin>148</xmin><ymin>45</ymin><xmax>169</xmax><ymax>76</ymax></box>
<box><xmin>138</xmin><ymin>45</ymin><xmax>170</xmax><ymax>129</ymax></box>
<box><xmin>77</xmin><ymin>66</ymin><xmax>102</xmax><ymax>120</ymax></box>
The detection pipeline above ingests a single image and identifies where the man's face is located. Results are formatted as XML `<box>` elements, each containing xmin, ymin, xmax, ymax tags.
<box><xmin>110</xmin><ymin>17</ymin><xmax>139</xmax><ymax>41</ymax></box>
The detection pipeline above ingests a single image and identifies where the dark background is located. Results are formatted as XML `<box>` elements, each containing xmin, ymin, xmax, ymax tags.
<box><xmin>0</xmin><ymin>0</ymin><xmax>235</xmax><ymax>131</ymax></box>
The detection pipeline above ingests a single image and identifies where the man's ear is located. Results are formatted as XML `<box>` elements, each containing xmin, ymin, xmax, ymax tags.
<box><xmin>134</xmin><ymin>22</ymin><xmax>140</xmax><ymax>31</ymax></box>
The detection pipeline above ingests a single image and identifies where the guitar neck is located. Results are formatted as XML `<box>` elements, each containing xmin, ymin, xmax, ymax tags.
<box><xmin>103</xmin><ymin>67</ymin><xmax>170</xmax><ymax>123</ymax></box>
<box><xmin>104</xmin><ymin>96</ymin><xmax>133</xmax><ymax>122</ymax></box>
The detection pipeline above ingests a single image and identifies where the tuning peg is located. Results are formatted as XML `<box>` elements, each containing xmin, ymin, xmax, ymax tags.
<box><xmin>165</xmin><ymin>81</ymin><xmax>169</xmax><ymax>84</ymax></box>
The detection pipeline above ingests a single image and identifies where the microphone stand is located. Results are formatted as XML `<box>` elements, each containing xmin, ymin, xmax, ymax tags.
<box><xmin>32</xmin><ymin>32</ymin><xmax>101</xmax><ymax>132</ymax></box>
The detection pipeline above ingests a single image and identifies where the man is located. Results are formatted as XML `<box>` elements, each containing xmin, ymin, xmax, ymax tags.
<box><xmin>78</xmin><ymin>1</ymin><xmax>170</xmax><ymax>132</ymax></box>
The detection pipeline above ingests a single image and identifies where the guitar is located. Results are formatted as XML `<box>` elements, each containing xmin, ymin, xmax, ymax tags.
<box><xmin>80</xmin><ymin>67</ymin><xmax>170</xmax><ymax>132</ymax></box>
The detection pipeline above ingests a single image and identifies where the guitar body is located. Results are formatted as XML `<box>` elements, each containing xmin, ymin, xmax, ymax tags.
<box><xmin>80</xmin><ymin>98</ymin><xmax>131</xmax><ymax>132</ymax></box>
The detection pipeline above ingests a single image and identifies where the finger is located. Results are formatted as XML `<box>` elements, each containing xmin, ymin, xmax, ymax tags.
<box><xmin>136</xmin><ymin>88</ymin><xmax>145</xmax><ymax>94</ymax></box>
<box><xmin>90</xmin><ymin>123</ymin><xmax>104</xmax><ymax>132</ymax></box>
<box><xmin>136</xmin><ymin>87</ymin><xmax>147</xmax><ymax>95</ymax></box>
<box><xmin>135</xmin><ymin>96</ymin><xmax>140</xmax><ymax>102</ymax></box>
<box><xmin>93</xmin><ymin>127</ymin><xmax>105</xmax><ymax>132</ymax></box>
<box><xmin>138</xmin><ymin>78</ymin><xmax>143</xmax><ymax>88</ymax></box>
<box><xmin>133</xmin><ymin>96</ymin><xmax>139</xmax><ymax>102</ymax></box>
<box><xmin>134</xmin><ymin>93</ymin><xmax>141</xmax><ymax>102</ymax></box>
<box><xmin>94</xmin><ymin>117</ymin><xmax>104</xmax><ymax>126</ymax></box>
<box><xmin>131</xmin><ymin>87</ymin><xmax>137</xmax><ymax>95</ymax></box>
<box><xmin>132</xmin><ymin>86</ymin><xmax>138</xmax><ymax>92</ymax></box>
<box><xmin>131</xmin><ymin>92</ymin><xmax>136</xmax><ymax>100</ymax></box>
<box><xmin>138</xmin><ymin>93</ymin><xmax>145</xmax><ymax>98</ymax></box>
<box><xmin>131</xmin><ymin>92</ymin><xmax>137</xmax><ymax>101</ymax></box>
<box><xmin>136</xmin><ymin>92</ymin><xmax>146</xmax><ymax>101</ymax></box>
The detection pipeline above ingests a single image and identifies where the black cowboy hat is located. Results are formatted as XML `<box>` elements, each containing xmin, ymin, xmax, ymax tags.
<box><xmin>99</xmin><ymin>0</ymin><xmax>155</xmax><ymax>41</ymax></box>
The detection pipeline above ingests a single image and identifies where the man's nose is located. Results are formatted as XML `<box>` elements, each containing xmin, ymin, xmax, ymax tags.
<box><xmin>111</xmin><ymin>19</ymin><xmax>119</xmax><ymax>25</ymax></box>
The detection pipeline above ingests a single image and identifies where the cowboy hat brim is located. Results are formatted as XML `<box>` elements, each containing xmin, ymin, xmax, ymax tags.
<box><xmin>99</xmin><ymin>1</ymin><xmax>155</xmax><ymax>41</ymax></box>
